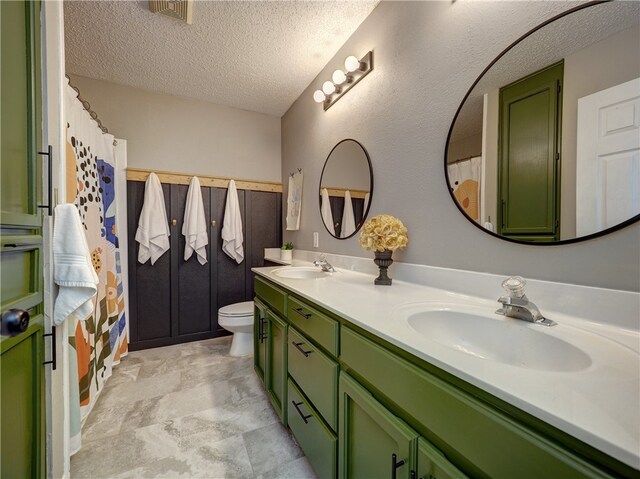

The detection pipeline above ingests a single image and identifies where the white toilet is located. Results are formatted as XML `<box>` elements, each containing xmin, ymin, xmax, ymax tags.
<box><xmin>218</xmin><ymin>301</ymin><xmax>254</xmax><ymax>357</ymax></box>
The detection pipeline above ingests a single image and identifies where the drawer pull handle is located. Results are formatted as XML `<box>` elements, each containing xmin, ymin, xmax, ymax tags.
<box><xmin>292</xmin><ymin>341</ymin><xmax>313</xmax><ymax>357</ymax></box>
<box><xmin>391</xmin><ymin>453</ymin><xmax>405</xmax><ymax>479</ymax></box>
<box><xmin>293</xmin><ymin>307</ymin><xmax>312</xmax><ymax>319</ymax></box>
<box><xmin>292</xmin><ymin>400</ymin><xmax>313</xmax><ymax>424</ymax></box>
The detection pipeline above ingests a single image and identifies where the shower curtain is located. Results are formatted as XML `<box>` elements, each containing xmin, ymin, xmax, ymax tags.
<box><xmin>448</xmin><ymin>156</ymin><xmax>482</xmax><ymax>222</ymax></box>
<box><xmin>64</xmin><ymin>80</ymin><xmax>128</xmax><ymax>454</ymax></box>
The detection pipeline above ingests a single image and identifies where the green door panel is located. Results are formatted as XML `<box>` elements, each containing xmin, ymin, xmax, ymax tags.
<box><xmin>416</xmin><ymin>437</ymin><xmax>468</xmax><ymax>479</ymax></box>
<box><xmin>266</xmin><ymin>310</ymin><xmax>287</xmax><ymax>424</ymax></box>
<box><xmin>339</xmin><ymin>372</ymin><xmax>418</xmax><ymax>479</ymax></box>
<box><xmin>498</xmin><ymin>62</ymin><xmax>562</xmax><ymax>240</ymax></box>
<box><xmin>288</xmin><ymin>296</ymin><xmax>339</xmax><ymax>357</ymax></box>
<box><xmin>288</xmin><ymin>378</ymin><xmax>337</xmax><ymax>479</ymax></box>
<box><xmin>1</xmin><ymin>0</ymin><xmax>41</xmax><ymax>228</ymax></box>
<box><xmin>254</xmin><ymin>276</ymin><xmax>287</xmax><ymax>317</ymax></box>
<box><xmin>1</xmin><ymin>1</ymin><xmax>45</xmax><ymax>477</ymax></box>
<box><xmin>1</xmin><ymin>317</ymin><xmax>45</xmax><ymax>479</ymax></box>
<box><xmin>288</xmin><ymin>326</ymin><xmax>339</xmax><ymax>431</ymax></box>
<box><xmin>340</xmin><ymin>327</ymin><xmax>612</xmax><ymax>479</ymax></box>
<box><xmin>253</xmin><ymin>299</ymin><xmax>267</xmax><ymax>383</ymax></box>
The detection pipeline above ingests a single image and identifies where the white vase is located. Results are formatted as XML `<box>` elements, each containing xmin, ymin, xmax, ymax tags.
<box><xmin>280</xmin><ymin>249</ymin><xmax>292</xmax><ymax>262</ymax></box>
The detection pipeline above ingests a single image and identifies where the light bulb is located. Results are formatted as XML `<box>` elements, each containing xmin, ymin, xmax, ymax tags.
<box><xmin>313</xmin><ymin>90</ymin><xmax>326</xmax><ymax>103</ymax></box>
<box><xmin>322</xmin><ymin>81</ymin><xmax>336</xmax><ymax>95</ymax></box>
<box><xmin>332</xmin><ymin>69</ymin><xmax>347</xmax><ymax>84</ymax></box>
<box><xmin>344</xmin><ymin>55</ymin><xmax>361</xmax><ymax>73</ymax></box>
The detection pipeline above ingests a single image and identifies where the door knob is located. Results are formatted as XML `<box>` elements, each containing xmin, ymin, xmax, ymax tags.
<box><xmin>1</xmin><ymin>309</ymin><xmax>30</xmax><ymax>336</ymax></box>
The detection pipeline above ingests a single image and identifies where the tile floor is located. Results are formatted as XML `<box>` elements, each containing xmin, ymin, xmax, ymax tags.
<box><xmin>70</xmin><ymin>336</ymin><xmax>317</xmax><ymax>479</ymax></box>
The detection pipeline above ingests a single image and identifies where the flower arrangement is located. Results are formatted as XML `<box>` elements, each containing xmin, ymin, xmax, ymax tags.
<box><xmin>281</xmin><ymin>242</ymin><xmax>294</xmax><ymax>251</ymax></box>
<box><xmin>359</xmin><ymin>214</ymin><xmax>408</xmax><ymax>253</ymax></box>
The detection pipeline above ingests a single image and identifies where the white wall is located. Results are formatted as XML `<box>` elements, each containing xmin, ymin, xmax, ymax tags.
<box><xmin>68</xmin><ymin>75</ymin><xmax>282</xmax><ymax>182</ymax></box>
<box><xmin>281</xmin><ymin>1</ymin><xmax>640</xmax><ymax>292</ymax></box>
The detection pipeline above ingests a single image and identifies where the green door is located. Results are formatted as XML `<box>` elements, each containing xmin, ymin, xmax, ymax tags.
<box><xmin>266</xmin><ymin>310</ymin><xmax>287</xmax><ymax>424</ymax></box>
<box><xmin>339</xmin><ymin>372</ymin><xmax>418</xmax><ymax>479</ymax></box>
<box><xmin>498</xmin><ymin>62</ymin><xmax>563</xmax><ymax>242</ymax></box>
<box><xmin>253</xmin><ymin>299</ymin><xmax>267</xmax><ymax>383</ymax></box>
<box><xmin>1</xmin><ymin>0</ymin><xmax>45</xmax><ymax>477</ymax></box>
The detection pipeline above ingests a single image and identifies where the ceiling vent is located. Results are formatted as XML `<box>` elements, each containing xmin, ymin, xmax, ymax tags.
<box><xmin>149</xmin><ymin>0</ymin><xmax>193</xmax><ymax>25</ymax></box>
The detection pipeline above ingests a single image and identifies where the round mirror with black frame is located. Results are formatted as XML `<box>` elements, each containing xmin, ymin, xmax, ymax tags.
<box><xmin>319</xmin><ymin>139</ymin><xmax>373</xmax><ymax>239</ymax></box>
<box><xmin>445</xmin><ymin>0</ymin><xmax>640</xmax><ymax>245</ymax></box>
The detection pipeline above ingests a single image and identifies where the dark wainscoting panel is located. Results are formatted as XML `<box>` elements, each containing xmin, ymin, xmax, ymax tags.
<box><xmin>127</xmin><ymin>180</ymin><xmax>282</xmax><ymax>351</ymax></box>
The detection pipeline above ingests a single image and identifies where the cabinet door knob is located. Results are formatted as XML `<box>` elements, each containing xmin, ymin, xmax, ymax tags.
<box><xmin>211</xmin><ymin>220</ymin><xmax>216</xmax><ymax>226</ymax></box>
<box><xmin>172</xmin><ymin>219</ymin><xmax>177</xmax><ymax>226</ymax></box>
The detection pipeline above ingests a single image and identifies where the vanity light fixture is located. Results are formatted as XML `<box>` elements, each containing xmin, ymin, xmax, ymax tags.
<box><xmin>312</xmin><ymin>51</ymin><xmax>374</xmax><ymax>111</ymax></box>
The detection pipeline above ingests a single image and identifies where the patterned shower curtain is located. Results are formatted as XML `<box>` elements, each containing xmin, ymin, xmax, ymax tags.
<box><xmin>448</xmin><ymin>156</ymin><xmax>482</xmax><ymax>222</ymax></box>
<box><xmin>64</xmin><ymin>81</ymin><xmax>128</xmax><ymax>454</ymax></box>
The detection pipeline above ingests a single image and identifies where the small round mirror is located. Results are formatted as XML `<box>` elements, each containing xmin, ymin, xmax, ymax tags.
<box><xmin>319</xmin><ymin>139</ymin><xmax>373</xmax><ymax>239</ymax></box>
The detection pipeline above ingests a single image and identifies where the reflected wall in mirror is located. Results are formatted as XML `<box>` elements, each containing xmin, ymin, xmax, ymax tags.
<box><xmin>446</xmin><ymin>1</ymin><xmax>640</xmax><ymax>244</ymax></box>
<box><xmin>319</xmin><ymin>139</ymin><xmax>373</xmax><ymax>239</ymax></box>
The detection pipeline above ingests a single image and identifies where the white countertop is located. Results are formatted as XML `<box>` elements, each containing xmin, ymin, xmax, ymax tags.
<box><xmin>252</xmin><ymin>263</ymin><xmax>640</xmax><ymax>470</ymax></box>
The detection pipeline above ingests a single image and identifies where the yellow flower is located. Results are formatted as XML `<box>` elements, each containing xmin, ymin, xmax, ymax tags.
<box><xmin>359</xmin><ymin>214</ymin><xmax>409</xmax><ymax>252</ymax></box>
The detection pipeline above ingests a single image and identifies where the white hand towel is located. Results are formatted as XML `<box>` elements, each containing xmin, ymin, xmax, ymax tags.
<box><xmin>182</xmin><ymin>176</ymin><xmax>208</xmax><ymax>265</ymax></box>
<box><xmin>286</xmin><ymin>170</ymin><xmax>303</xmax><ymax>230</ymax></box>
<box><xmin>483</xmin><ymin>221</ymin><xmax>495</xmax><ymax>232</ymax></box>
<box><xmin>221</xmin><ymin>179</ymin><xmax>244</xmax><ymax>264</ymax></box>
<box><xmin>341</xmin><ymin>190</ymin><xmax>356</xmax><ymax>238</ymax></box>
<box><xmin>135</xmin><ymin>172</ymin><xmax>170</xmax><ymax>265</ymax></box>
<box><xmin>363</xmin><ymin>192</ymin><xmax>370</xmax><ymax>215</ymax></box>
<box><xmin>53</xmin><ymin>204</ymin><xmax>99</xmax><ymax>325</ymax></box>
<box><xmin>320</xmin><ymin>188</ymin><xmax>335</xmax><ymax>235</ymax></box>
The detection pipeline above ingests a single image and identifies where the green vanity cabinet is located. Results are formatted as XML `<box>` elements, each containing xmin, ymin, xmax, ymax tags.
<box><xmin>417</xmin><ymin>438</ymin><xmax>468</xmax><ymax>479</ymax></box>
<box><xmin>288</xmin><ymin>378</ymin><xmax>338</xmax><ymax>479</ymax></box>
<box><xmin>253</xmin><ymin>299</ymin><xmax>268</xmax><ymax>382</ymax></box>
<box><xmin>266</xmin><ymin>309</ymin><xmax>288</xmax><ymax>424</ymax></box>
<box><xmin>339</xmin><ymin>372</ymin><xmax>417</xmax><ymax>479</ymax></box>
<box><xmin>253</xmin><ymin>296</ymin><xmax>288</xmax><ymax>424</ymax></box>
<box><xmin>253</xmin><ymin>276</ymin><xmax>634</xmax><ymax>479</ymax></box>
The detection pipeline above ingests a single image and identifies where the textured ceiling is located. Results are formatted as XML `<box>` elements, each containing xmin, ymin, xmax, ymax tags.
<box><xmin>450</xmin><ymin>1</ymin><xmax>640</xmax><ymax>142</ymax></box>
<box><xmin>64</xmin><ymin>0</ymin><xmax>378</xmax><ymax>117</ymax></box>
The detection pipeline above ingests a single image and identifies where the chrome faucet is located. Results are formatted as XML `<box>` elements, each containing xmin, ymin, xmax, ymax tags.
<box><xmin>496</xmin><ymin>276</ymin><xmax>556</xmax><ymax>327</ymax></box>
<box><xmin>313</xmin><ymin>255</ymin><xmax>335</xmax><ymax>273</ymax></box>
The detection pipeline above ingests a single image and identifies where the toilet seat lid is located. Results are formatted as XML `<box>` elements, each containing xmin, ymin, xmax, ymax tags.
<box><xmin>219</xmin><ymin>301</ymin><xmax>254</xmax><ymax>317</ymax></box>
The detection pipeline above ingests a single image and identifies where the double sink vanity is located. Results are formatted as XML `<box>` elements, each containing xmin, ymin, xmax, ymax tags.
<box><xmin>252</xmin><ymin>258</ymin><xmax>639</xmax><ymax>479</ymax></box>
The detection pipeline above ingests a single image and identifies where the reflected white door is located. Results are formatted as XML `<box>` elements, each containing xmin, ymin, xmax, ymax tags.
<box><xmin>576</xmin><ymin>78</ymin><xmax>640</xmax><ymax>236</ymax></box>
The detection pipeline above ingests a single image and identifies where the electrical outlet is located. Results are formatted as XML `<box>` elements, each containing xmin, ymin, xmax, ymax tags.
<box><xmin>313</xmin><ymin>232</ymin><xmax>319</xmax><ymax>248</ymax></box>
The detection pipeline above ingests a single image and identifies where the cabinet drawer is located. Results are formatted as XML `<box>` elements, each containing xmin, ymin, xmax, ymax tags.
<box><xmin>340</xmin><ymin>327</ymin><xmax>611</xmax><ymax>479</ymax></box>
<box><xmin>288</xmin><ymin>296</ymin><xmax>339</xmax><ymax>356</ymax></box>
<box><xmin>288</xmin><ymin>378</ymin><xmax>337</xmax><ymax>479</ymax></box>
<box><xmin>254</xmin><ymin>276</ymin><xmax>287</xmax><ymax>317</ymax></box>
<box><xmin>288</xmin><ymin>327</ymin><xmax>339</xmax><ymax>430</ymax></box>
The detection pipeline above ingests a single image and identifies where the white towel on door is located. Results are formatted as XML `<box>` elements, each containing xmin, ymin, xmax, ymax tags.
<box><xmin>363</xmin><ymin>192</ymin><xmax>370</xmax><ymax>215</ymax></box>
<box><xmin>321</xmin><ymin>188</ymin><xmax>335</xmax><ymax>235</ymax></box>
<box><xmin>135</xmin><ymin>172</ymin><xmax>170</xmax><ymax>265</ymax></box>
<box><xmin>53</xmin><ymin>204</ymin><xmax>99</xmax><ymax>325</ymax></box>
<box><xmin>182</xmin><ymin>176</ymin><xmax>208</xmax><ymax>265</ymax></box>
<box><xmin>221</xmin><ymin>179</ymin><xmax>244</xmax><ymax>264</ymax></box>
<box><xmin>341</xmin><ymin>190</ymin><xmax>356</xmax><ymax>238</ymax></box>
<box><xmin>286</xmin><ymin>170</ymin><xmax>303</xmax><ymax>230</ymax></box>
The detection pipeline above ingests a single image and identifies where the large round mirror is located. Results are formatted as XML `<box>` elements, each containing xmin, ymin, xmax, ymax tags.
<box><xmin>319</xmin><ymin>139</ymin><xmax>373</xmax><ymax>239</ymax></box>
<box><xmin>445</xmin><ymin>1</ymin><xmax>640</xmax><ymax>244</ymax></box>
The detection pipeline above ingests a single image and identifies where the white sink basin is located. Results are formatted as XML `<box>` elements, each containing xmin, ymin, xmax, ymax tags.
<box><xmin>272</xmin><ymin>267</ymin><xmax>328</xmax><ymax>280</ymax></box>
<box><xmin>399</xmin><ymin>302</ymin><xmax>592</xmax><ymax>372</ymax></box>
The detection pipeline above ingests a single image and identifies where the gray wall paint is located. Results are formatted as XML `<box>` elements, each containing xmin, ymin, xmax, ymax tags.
<box><xmin>281</xmin><ymin>1</ymin><xmax>640</xmax><ymax>292</ymax></box>
<box><xmin>69</xmin><ymin>75</ymin><xmax>282</xmax><ymax>181</ymax></box>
